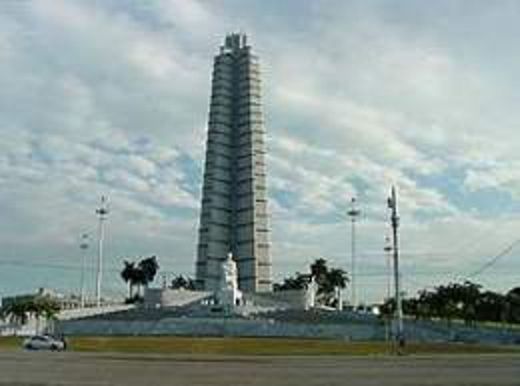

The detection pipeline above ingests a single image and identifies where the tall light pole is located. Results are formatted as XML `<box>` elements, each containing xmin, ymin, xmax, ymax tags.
<box><xmin>95</xmin><ymin>196</ymin><xmax>109</xmax><ymax>308</ymax></box>
<box><xmin>347</xmin><ymin>197</ymin><xmax>361</xmax><ymax>308</ymax></box>
<box><xmin>79</xmin><ymin>233</ymin><xmax>90</xmax><ymax>308</ymax></box>
<box><xmin>384</xmin><ymin>236</ymin><xmax>392</xmax><ymax>302</ymax></box>
<box><xmin>383</xmin><ymin>235</ymin><xmax>393</xmax><ymax>342</ymax></box>
<box><xmin>387</xmin><ymin>186</ymin><xmax>404</xmax><ymax>349</ymax></box>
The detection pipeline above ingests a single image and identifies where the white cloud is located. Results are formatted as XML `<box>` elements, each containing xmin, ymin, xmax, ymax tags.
<box><xmin>269</xmin><ymin>133</ymin><xmax>455</xmax><ymax>220</ymax></box>
<box><xmin>464</xmin><ymin>163</ymin><xmax>520</xmax><ymax>198</ymax></box>
<box><xmin>125</xmin><ymin>155</ymin><xmax>157</xmax><ymax>177</ymax></box>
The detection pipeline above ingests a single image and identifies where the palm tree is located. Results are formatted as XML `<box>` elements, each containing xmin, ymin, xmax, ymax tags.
<box><xmin>121</xmin><ymin>260</ymin><xmax>136</xmax><ymax>299</ymax></box>
<box><xmin>120</xmin><ymin>256</ymin><xmax>159</xmax><ymax>301</ymax></box>
<box><xmin>274</xmin><ymin>273</ymin><xmax>309</xmax><ymax>291</ymax></box>
<box><xmin>275</xmin><ymin>259</ymin><xmax>350</xmax><ymax>306</ymax></box>
<box><xmin>34</xmin><ymin>297</ymin><xmax>61</xmax><ymax>334</ymax></box>
<box><xmin>171</xmin><ymin>275</ymin><xmax>188</xmax><ymax>289</ymax></box>
<box><xmin>1</xmin><ymin>297</ymin><xmax>61</xmax><ymax>334</ymax></box>
<box><xmin>322</xmin><ymin>268</ymin><xmax>348</xmax><ymax>307</ymax></box>
<box><xmin>186</xmin><ymin>277</ymin><xmax>197</xmax><ymax>290</ymax></box>
<box><xmin>139</xmin><ymin>256</ymin><xmax>159</xmax><ymax>287</ymax></box>
<box><xmin>476</xmin><ymin>291</ymin><xmax>506</xmax><ymax>322</ymax></box>
<box><xmin>310</xmin><ymin>258</ymin><xmax>328</xmax><ymax>283</ymax></box>
<box><xmin>506</xmin><ymin>287</ymin><xmax>520</xmax><ymax>324</ymax></box>
<box><xmin>327</xmin><ymin>268</ymin><xmax>349</xmax><ymax>290</ymax></box>
<box><xmin>1</xmin><ymin>300</ymin><xmax>30</xmax><ymax>326</ymax></box>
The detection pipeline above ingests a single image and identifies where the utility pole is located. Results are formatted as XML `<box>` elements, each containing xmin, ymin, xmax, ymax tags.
<box><xmin>95</xmin><ymin>196</ymin><xmax>109</xmax><ymax>308</ymax></box>
<box><xmin>383</xmin><ymin>235</ymin><xmax>393</xmax><ymax>342</ymax></box>
<box><xmin>384</xmin><ymin>236</ymin><xmax>392</xmax><ymax>302</ymax></box>
<box><xmin>387</xmin><ymin>186</ymin><xmax>404</xmax><ymax>350</ymax></box>
<box><xmin>79</xmin><ymin>233</ymin><xmax>90</xmax><ymax>308</ymax></box>
<box><xmin>347</xmin><ymin>197</ymin><xmax>361</xmax><ymax>309</ymax></box>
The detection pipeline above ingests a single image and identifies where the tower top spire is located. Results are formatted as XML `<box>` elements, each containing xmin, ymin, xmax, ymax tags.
<box><xmin>221</xmin><ymin>32</ymin><xmax>248</xmax><ymax>53</ymax></box>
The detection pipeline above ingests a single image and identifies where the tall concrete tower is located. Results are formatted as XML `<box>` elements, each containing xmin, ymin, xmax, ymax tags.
<box><xmin>196</xmin><ymin>33</ymin><xmax>272</xmax><ymax>293</ymax></box>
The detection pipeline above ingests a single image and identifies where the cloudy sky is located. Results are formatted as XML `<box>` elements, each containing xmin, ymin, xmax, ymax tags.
<box><xmin>1</xmin><ymin>0</ymin><xmax>520</xmax><ymax>302</ymax></box>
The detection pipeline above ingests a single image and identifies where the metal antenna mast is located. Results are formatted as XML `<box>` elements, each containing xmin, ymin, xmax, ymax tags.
<box><xmin>95</xmin><ymin>196</ymin><xmax>109</xmax><ymax>307</ymax></box>
<box><xmin>347</xmin><ymin>197</ymin><xmax>361</xmax><ymax>308</ymax></box>
<box><xmin>79</xmin><ymin>233</ymin><xmax>90</xmax><ymax>308</ymax></box>
<box><xmin>387</xmin><ymin>186</ymin><xmax>404</xmax><ymax>350</ymax></box>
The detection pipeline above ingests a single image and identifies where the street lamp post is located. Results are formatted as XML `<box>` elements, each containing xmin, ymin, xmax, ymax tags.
<box><xmin>347</xmin><ymin>197</ymin><xmax>361</xmax><ymax>309</ymax></box>
<box><xmin>95</xmin><ymin>196</ymin><xmax>109</xmax><ymax>308</ymax></box>
<box><xmin>79</xmin><ymin>233</ymin><xmax>89</xmax><ymax>308</ymax></box>
<box><xmin>387</xmin><ymin>186</ymin><xmax>404</xmax><ymax>350</ymax></box>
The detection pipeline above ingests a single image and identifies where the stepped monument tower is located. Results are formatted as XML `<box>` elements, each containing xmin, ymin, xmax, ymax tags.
<box><xmin>195</xmin><ymin>33</ymin><xmax>272</xmax><ymax>292</ymax></box>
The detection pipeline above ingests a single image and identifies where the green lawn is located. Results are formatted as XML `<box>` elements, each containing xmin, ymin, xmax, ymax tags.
<box><xmin>0</xmin><ymin>336</ymin><xmax>22</xmax><ymax>350</ymax></box>
<box><xmin>1</xmin><ymin>336</ymin><xmax>518</xmax><ymax>355</ymax></box>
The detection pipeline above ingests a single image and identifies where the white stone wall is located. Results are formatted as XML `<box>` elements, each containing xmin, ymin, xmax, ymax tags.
<box><xmin>58</xmin><ymin>305</ymin><xmax>134</xmax><ymax>320</ymax></box>
<box><xmin>245</xmin><ymin>290</ymin><xmax>307</xmax><ymax>309</ymax></box>
<box><xmin>144</xmin><ymin>289</ymin><xmax>212</xmax><ymax>308</ymax></box>
<box><xmin>57</xmin><ymin>316</ymin><xmax>520</xmax><ymax>345</ymax></box>
<box><xmin>57</xmin><ymin>317</ymin><xmax>378</xmax><ymax>340</ymax></box>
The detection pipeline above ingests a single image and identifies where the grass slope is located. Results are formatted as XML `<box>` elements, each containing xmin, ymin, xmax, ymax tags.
<box><xmin>1</xmin><ymin>336</ymin><xmax>519</xmax><ymax>355</ymax></box>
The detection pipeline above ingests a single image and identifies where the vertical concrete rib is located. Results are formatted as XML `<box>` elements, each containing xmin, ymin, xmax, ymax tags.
<box><xmin>196</xmin><ymin>33</ymin><xmax>272</xmax><ymax>292</ymax></box>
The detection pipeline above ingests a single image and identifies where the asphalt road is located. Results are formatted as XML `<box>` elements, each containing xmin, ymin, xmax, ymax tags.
<box><xmin>0</xmin><ymin>351</ymin><xmax>519</xmax><ymax>386</ymax></box>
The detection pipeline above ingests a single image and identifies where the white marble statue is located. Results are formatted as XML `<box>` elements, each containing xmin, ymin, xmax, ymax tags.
<box><xmin>216</xmin><ymin>252</ymin><xmax>242</xmax><ymax>308</ymax></box>
<box><xmin>219</xmin><ymin>252</ymin><xmax>238</xmax><ymax>291</ymax></box>
<box><xmin>304</xmin><ymin>276</ymin><xmax>318</xmax><ymax>310</ymax></box>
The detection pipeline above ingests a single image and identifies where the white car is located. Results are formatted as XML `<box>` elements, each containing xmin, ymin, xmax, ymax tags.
<box><xmin>23</xmin><ymin>335</ymin><xmax>66</xmax><ymax>351</ymax></box>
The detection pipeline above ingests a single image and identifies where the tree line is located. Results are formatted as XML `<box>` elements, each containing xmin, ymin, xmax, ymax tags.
<box><xmin>381</xmin><ymin>280</ymin><xmax>520</xmax><ymax>325</ymax></box>
<box><xmin>0</xmin><ymin>295</ymin><xmax>60</xmax><ymax>330</ymax></box>
<box><xmin>274</xmin><ymin>258</ymin><xmax>349</xmax><ymax>306</ymax></box>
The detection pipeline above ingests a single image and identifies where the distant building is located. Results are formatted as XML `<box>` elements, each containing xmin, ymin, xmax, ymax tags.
<box><xmin>195</xmin><ymin>33</ymin><xmax>272</xmax><ymax>293</ymax></box>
